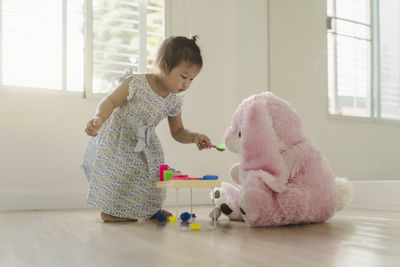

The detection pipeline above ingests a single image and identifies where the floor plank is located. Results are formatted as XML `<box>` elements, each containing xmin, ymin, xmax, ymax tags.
<box><xmin>0</xmin><ymin>207</ymin><xmax>399</xmax><ymax>267</ymax></box>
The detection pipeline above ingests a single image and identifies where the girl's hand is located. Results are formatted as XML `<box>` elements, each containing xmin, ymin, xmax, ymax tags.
<box><xmin>85</xmin><ymin>116</ymin><xmax>104</xmax><ymax>137</ymax></box>
<box><xmin>194</xmin><ymin>134</ymin><xmax>211</xmax><ymax>150</ymax></box>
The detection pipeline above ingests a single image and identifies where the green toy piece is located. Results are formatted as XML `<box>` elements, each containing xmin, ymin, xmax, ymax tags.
<box><xmin>163</xmin><ymin>170</ymin><xmax>173</xmax><ymax>181</ymax></box>
<box><xmin>215</xmin><ymin>144</ymin><xmax>226</xmax><ymax>151</ymax></box>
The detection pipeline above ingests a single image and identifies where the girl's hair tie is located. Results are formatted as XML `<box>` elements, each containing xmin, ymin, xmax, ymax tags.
<box><xmin>191</xmin><ymin>35</ymin><xmax>198</xmax><ymax>43</ymax></box>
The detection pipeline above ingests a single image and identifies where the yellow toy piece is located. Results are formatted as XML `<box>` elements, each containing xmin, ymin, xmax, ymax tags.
<box><xmin>190</xmin><ymin>223</ymin><xmax>201</xmax><ymax>229</ymax></box>
<box><xmin>168</xmin><ymin>216</ymin><xmax>177</xmax><ymax>222</ymax></box>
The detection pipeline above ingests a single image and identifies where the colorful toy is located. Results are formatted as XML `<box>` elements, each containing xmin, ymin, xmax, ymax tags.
<box><xmin>159</xmin><ymin>165</ymin><xmax>182</xmax><ymax>181</ymax></box>
<box><xmin>156</xmin><ymin>211</ymin><xmax>167</xmax><ymax>222</ymax></box>
<box><xmin>206</xmin><ymin>143</ymin><xmax>226</xmax><ymax>151</ymax></box>
<box><xmin>202</xmin><ymin>175</ymin><xmax>218</xmax><ymax>180</ymax></box>
<box><xmin>163</xmin><ymin>170</ymin><xmax>173</xmax><ymax>181</ymax></box>
<box><xmin>180</xmin><ymin>212</ymin><xmax>191</xmax><ymax>222</ymax></box>
<box><xmin>158</xmin><ymin>165</ymin><xmax>218</xmax><ymax>181</ymax></box>
<box><xmin>190</xmin><ymin>223</ymin><xmax>201</xmax><ymax>230</ymax></box>
<box><xmin>159</xmin><ymin>164</ymin><xmax>168</xmax><ymax>181</ymax></box>
<box><xmin>210</xmin><ymin>92</ymin><xmax>353</xmax><ymax>227</ymax></box>
<box><xmin>156</xmin><ymin>165</ymin><xmax>221</xmax><ymax>229</ymax></box>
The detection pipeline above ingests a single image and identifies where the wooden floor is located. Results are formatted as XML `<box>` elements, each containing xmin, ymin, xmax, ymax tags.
<box><xmin>0</xmin><ymin>206</ymin><xmax>399</xmax><ymax>267</ymax></box>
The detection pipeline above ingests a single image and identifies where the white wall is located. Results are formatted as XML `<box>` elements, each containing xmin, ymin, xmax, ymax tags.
<box><xmin>268</xmin><ymin>0</ymin><xmax>400</xmax><ymax>181</ymax></box>
<box><xmin>0</xmin><ymin>88</ymin><xmax>96</xmax><ymax>210</ymax></box>
<box><xmin>0</xmin><ymin>0</ymin><xmax>268</xmax><ymax>210</ymax></box>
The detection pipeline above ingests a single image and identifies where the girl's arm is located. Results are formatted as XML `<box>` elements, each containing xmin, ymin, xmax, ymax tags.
<box><xmin>85</xmin><ymin>77</ymin><xmax>132</xmax><ymax>136</ymax></box>
<box><xmin>168</xmin><ymin>113</ymin><xmax>211</xmax><ymax>150</ymax></box>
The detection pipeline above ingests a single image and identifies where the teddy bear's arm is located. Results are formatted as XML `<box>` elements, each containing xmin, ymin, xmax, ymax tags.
<box><xmin>281</xmin><ymin>143</ymin><xmax>307</xmax><ymax>179</ymax></box>
<box><xmin>230</xmin><ymin>162</ymin><xmax>241</xmax><ymax>185</ymax></box>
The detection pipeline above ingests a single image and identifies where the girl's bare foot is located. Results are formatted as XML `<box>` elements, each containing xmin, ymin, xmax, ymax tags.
<box><xmin>150</xmin><ymin>209</ymin><xmax>173</xmax><ymax>220</ymax></box>
<box><xmin>100</xmin><ymin>212</ymin><xmax>137</xmax><ymax>222</ymax></box>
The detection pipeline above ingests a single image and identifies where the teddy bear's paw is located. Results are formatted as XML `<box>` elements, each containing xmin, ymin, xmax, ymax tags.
<box><xmin>210</xmin><ymin>188</ymin><xmax>223</xmax><ymax>208</ymax></box>
<box><xmin>209</xmin><ymin>189</ymin><xmax>222</xmax><ymax>220</ymax></box>
<box><xmin>211</xmin><ymin>184</ymin><xmax>243</xmax><ymax>221</ymax></box>
<box><xmin>239</xmin><ymin>179</ymin><xmax>275</xmax><ymax>226</ymax></box>
<box><xmin>219</xmin><ymin>200</ymin><xmax>243</xmax><ymax>221</ymax></box>
<box><xmin>214</xmin><ymin>189</ymin><xmax>221</xmax><ymax>199</ymax></box>
<box><xmin>220</xmin><ymin>203</ymin><xmax>233</xmax><ymax>215</ymax></box>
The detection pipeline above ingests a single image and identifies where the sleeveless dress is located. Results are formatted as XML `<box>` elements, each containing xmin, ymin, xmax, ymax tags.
<box><xmin>81</xmin><ymin>71</ymin><xmax>184</xmax><ymax>220</ymax></box>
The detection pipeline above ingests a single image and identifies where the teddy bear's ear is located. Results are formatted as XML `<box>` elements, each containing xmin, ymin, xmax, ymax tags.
<box><xmin>239</xmin><ymin>96</ymin><xmax>288</xmax><ymax>191</ymax></box>
<box><xmin>223</xmin><ymin>117</ymin><xmax>240</xmax><ymax>153</ymax></box>
<box><xmin>265</xmin><ymin>93</ymin><xmax>304</xmax><ymax>147</ymax></box>
<box><xmin>223</xmin><ymin>102</ymin><xmax>242</xmax><ymax>146</ymax></box>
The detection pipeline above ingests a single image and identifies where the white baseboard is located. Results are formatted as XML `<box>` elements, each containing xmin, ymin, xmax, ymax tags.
<box><xmin>0</xmin><ymin>188</ymin><xmax>212</xmax><ymax>212</ymax></box>
<box><xmin>0</xmin><ymin>190</ymin><xmax>90</xmax><ymax>211</ymax></box>
<box><xmin>348</xmin><ymin>180</ymin><xmax>400</xmax><ymax>211</ymax></box>
<box><xmin>1</xmin><ymin>181</ymin><xmax>398</xmax><ymax>211</ymax></box>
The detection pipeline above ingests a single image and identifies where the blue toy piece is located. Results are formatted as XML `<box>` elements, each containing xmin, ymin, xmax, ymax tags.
<box><xmin>191</xmin><ymin>213</ymin><xmax>196</xmax><ymax>218</ymax></box>
<box><xmin>202</xmin><ymin>175</ymin><xmax>218</xmax><ymax>180</ymax></box>
<box><xmin>156</xmin><ymin>211</ymin><xmax>167</xmax><ymax>222</ymax></box>
<box><xmin>180</xmin><ymin>211</ymin><xmax>192</xmax><ymax>222</ymax></box>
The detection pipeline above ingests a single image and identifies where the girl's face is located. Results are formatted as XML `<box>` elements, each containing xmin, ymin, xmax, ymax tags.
<box><xmin>159</xmin><ymin>61</ymin><xmax>200</xmax><ymax>94</ymax></box>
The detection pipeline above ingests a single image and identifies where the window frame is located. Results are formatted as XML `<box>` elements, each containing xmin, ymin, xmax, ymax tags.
<box><xmin>0</xmin><ymin>0</ymin><xmax>167</xmax><ymax>99</ymax></box>
<box><xmin>327</xmin><ymin>0</ymin><xmax>400</xmax><ymax>125</ymax></box>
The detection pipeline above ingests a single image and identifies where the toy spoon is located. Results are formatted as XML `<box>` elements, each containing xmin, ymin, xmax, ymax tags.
<box><xmin>206</xmin><ymin>143</ymin><xmax>226</xmax><ymax>151</ymax></box>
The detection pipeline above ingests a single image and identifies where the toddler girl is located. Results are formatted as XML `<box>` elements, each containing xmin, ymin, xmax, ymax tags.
<box><xmin>81</xmin><ymin>36</ymin><xmax>211</xmax><ymax>222</ymax></box>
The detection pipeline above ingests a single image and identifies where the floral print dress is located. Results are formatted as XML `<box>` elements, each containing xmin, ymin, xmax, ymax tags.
<box><xmin>81</xmin><ymin>71</ymin><xmax>183</xmax><ymax>220</ymax></box>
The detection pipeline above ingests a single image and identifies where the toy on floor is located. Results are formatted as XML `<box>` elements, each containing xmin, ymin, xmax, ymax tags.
<box><xmin>180</xmin><ymin>212</ymin><xmax>191</xmax><ymax>222</ymax></box>
<box><xmin>210</xmin><ymin>92</ymin><xmax>353</xmax><ymax>227</ymax></box>
<box><xmin>156</xmin><ymin>165</ymin><xmax>221</xmax><ymax>229</ymax></box>
<box><xmin>156</xmin><ymin>211</ymin><xmax>167</xmax><ymax>222</ymax></box>
<box><xmin>190</xmin><ymin>223</ymin><xmax>201</xmax><ymax>230</ymax></box>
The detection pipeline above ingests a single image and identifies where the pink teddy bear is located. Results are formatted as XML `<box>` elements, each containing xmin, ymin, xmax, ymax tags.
<box><xmin>210</xmin><ymin>92</ymin><xmax>352</xmax><ymax>227</ymax></box>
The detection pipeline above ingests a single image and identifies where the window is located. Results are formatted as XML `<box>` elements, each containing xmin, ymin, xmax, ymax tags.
<box><xmin>327</xmin><ymin>0</ymin><xmax>400</xmax><ymax>120</ymax></box>
<box><xmin>0</xmin><ymin>0</ymin><xmax>164</xmax><ymax>94</ymax></box>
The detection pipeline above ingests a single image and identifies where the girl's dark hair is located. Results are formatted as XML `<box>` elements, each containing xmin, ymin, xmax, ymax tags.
<box><xmin>155</xmin><ymin>35</ymin><xmax>203</xmax><ymax>73</ymax></box>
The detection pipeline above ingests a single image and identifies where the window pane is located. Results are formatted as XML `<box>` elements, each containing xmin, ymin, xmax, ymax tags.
<box><xmin>67</xmin><ymin>0</ymin><xmax>85</xmax><ymax>91</ymax></box>
<box><xmin>336</xmin><ymin>19</ymin><xmax>370</xmax><ymax>40</ymax></box>
<box><xmin>91</xmin><ymin>0</ymin><xmax>164</xmax><ymax>93</ymax></box>
<box><xmin>379</xmin><ymin>0</ymin><xmax>400</xmax><ymax>120</ymax></box>
<box><xmin>92</xmin><ymin>0</ymin><xmax>140</xmax><ymax>93</ymax></box>
<box><xmin>327</xmin><ymin>0</ymin><xmax>371</xmax><ymax>118</ymax></box>
<box><xmin>336</xmin><ymin>35</ymin><xmax>371</xmax><ymax>117</ymax></box>
<box><xmin>2</xmin><ymin>0</ymin><xmax>62</xmax><ymax>89</ymax></box>
<box><xmin>146</xmin><ymin>0</ymin><xmax>164</xmax><ymax>72</ymax></box>
<box><xmin>336</xmin><ymin>0</ymin><xmax>370</xmax><ymax>24</ymax></box>
<box><xmin>327</xmin><ymin>33</ymin><xmax>337</xmax><ymax>114</ymax></box>
<box><xmin>327</xmin><ymin>0</ymin><xmax>334</xmax><ymax>17</ymax></box>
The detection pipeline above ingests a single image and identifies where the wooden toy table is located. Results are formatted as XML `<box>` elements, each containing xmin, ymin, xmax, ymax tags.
<box><xmin>156</xmin><ymin>180</ymin><xmax>221</xmax><ymax>228</ymax></box>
